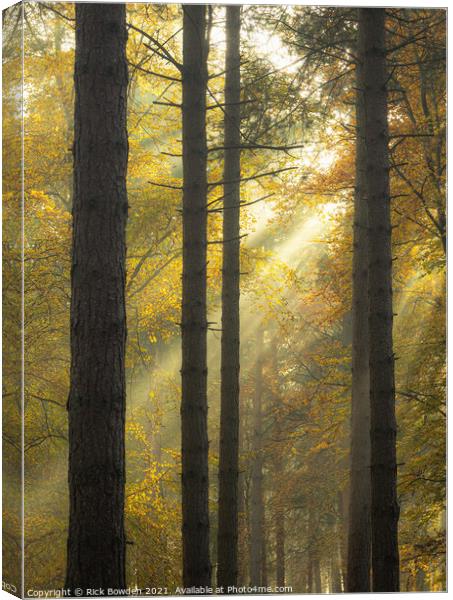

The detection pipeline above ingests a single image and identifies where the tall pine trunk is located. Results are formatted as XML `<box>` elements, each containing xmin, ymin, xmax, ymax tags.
<box><xmin>249</xmin><ymin>329</ymin><xmax>264</xmax><ymax>587</ymax></box>
<box><xmin>346</xmin><ymin>19</ymin><xmax>371</xmax><ymax>593</ymax></box>
<box><xmin>66</xmin><ymin>4</ymin><xmax>128</xmax><ymax>592</ymax></box>
<box><xmin>217</xmin><ymin>4</ymin><xmax>242</xmax><ymax>590</ymax></box>
<box><xmin>360</xmin><ymin>7</ymin><xmax>400</xmax><ymax>591</ymax></box>
<box><xmin>181</xmin><ymin>5</ymin><xmax>211</xmax><ymax>587</ymax></box>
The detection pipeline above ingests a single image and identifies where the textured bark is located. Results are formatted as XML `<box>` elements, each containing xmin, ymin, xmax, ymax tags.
<box><xmin>249</xmin><ymin>329</ymin><xmax>265</xmax><ymax>587</ymax></box>
<box><xmin>181</xmin><ymin>5</ymin><xmax>211</xmax><ymax>588</ymax></box>
<box><xmin>217</xmin><ymin>5</ymin><xmax>241</xmax><ymax>590</ymax></box>
<box><xmin>346</xmin><ymin>19</ymin><xmax>371</xmax><ymax>593</ymax></box>
<box><xmin>66</xmin><ymin>4</ymin><xmax>128</xmax><ymax>593</ymax></box>
<box><xmin>360</xmin><ymin>7</ymin><xmax>400</xmax><ymax>592</ymax></box>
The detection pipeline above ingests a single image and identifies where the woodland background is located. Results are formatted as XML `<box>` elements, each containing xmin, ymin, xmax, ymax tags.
<box><xmin>2</xmin><ymin>2</ymin><xmax>446</xmax><ymax>594</ymax></box>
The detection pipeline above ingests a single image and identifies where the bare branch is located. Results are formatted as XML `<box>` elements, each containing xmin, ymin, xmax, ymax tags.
<box><xmin>208</xmin><ymin>193</ymin><xmax>275</xmax><ymax>213</ymax></box>
<box><xmin>208</xmin><ymin>143</ymin><xmax>304</xmax><ymax>153</ymax></box>
<box><xmin>207</xmin><ymin>234</ymin><xmax>248</xmax><ymax>245</ymax></box>
<box><xmin>148</xmin><ymin>181</ymin><xmax>183</xmax><ymax>190</ymax></box>
<box><xmin>207</xmin><ymin>166</ymin><xmax>297</xmax><ymax>189</ymax></box>
<box><xmin>127</xmin><ymin>60</ymin><xmax>181</xmax><ymax>82</ymax></box>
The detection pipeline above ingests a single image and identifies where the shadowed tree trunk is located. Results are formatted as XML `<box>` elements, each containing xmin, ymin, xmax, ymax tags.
<box><xmin>66</xmin><ymin>4</ymin><xmax>128</xmax><ymax>593</ymax></box>
<box><xmin>217</xmin><ymin>4</ymin><xmax>242</xmax><ymax>590</ymax></box>
<box><xmin>275</xmin><ymin>510</ymin><xmax>285</xmax><ymax>588</ymax></box>
<box><xmin>346</xmin><ymin>17</ymin><xmax>371</xmax><ymax>593</ymax></box>
<box><xmin>237</xmin><ymin>411</ymin><xmax>248</xmax><ymax>585</ymax></box>
<box><xmin>360</xmin><ymin>7</ymin><xmax>400</xmax><ymax>592</ymax></box>
<box><xmin>181</xmin><ymin>4</ymin><xmax>211</xmax><ymax>588</ymax></box>
<box><xmin>270</xmin><ymin>336</ymin><xmax>285</xmax><ymax>589</ymax></box>
<box><xmin>250</xmin><ymin>329</ymin><xmax>265</xmax><ymax>587</ymax></box>
<box><xmin>337</xmin><ymin>490</ymin><xmax>348</xmax><ymax>587</ymax></box>
<box><xmin>299</xmin><ymin>566</ymin><xmax>307</xmax><ymax>594</ymax></box>
<box><xmin>313</xmin><ymin>557</ymin><xmax>321</xmax><ymax>593</ymax></box>
<box><xmin>261</xmin><ymin>524</ymin><xmax>268</xmax><ymax>588</ymax></box>
<box><xmin>416</xmin><ymin>568</ymin><xmax>428</xmax><ymax>591</ymax></box>
<box><xmin>307</xmin><ymin>557</ymin><xmax>313</xmax><ymax>593</ymax></box>
<box><xmin>307</xmin><ymin>504</ymin><xmax>321</xmax><ymax>593</ymax></box>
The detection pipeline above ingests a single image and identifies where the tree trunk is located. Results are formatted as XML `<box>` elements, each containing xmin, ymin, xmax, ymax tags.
<box><xmin>275</xmin><ymin>512</ymin><xmax>285</xmax><ymax>588</ymax></box>
<box><xmin>360</xmin><ymin>7</ymin><xmax>400</xmax><ymax>592</ymax></box>
<box><xmin>271</xmin><ymin>337</ymin><xmax>285</xmax><ymax>589</ymax></box>
<box><xmin>330</xmin><ymin>551</ymin><xmax>342</xmax><ymax>593</ymax></box>
<box><xmin>346</xmin><ymin>17</ymin><xmax>371</xmax><ymax>593</ymax></box>
<box><xmin>181</xmin><ymin>4</ymin><xmax>211</xmax><ymax>588</ymax></box>
<box><xmin>237</xmin><ymin>412</ymin><xmax>248</xmax><ymax>585</ymax></box>
<box><xmin>261</xmin><ymin>524</ymin><xmax>268</xmax><ymax>588</ymax></box>
<box><xmin>249</xmin><ymin>329</ymin><xmax>265</xmax><ymax>587</ymax></box>
<box><xmin>217</xmin><ymin>5</ymin><xmax>242</xmax><ymax>591</ymax></box>
<box><xmin>307</xmin><ymin>557</ymin><xmax>313</xmax><ymax>593</ymax></box>
<box><xmin>66</xmin><ymin>4</ymin><xmax>128</xmax><ymax>593</ymax></box>
<box><xmin>299</xmin><ymin>568</ymin><xmax>307</xmax><ymax>594</ymax></box>
<box><xmin>337</xmin><ymin>490</ymin><xmax>348</xmax><ymax>587</ymax></box>
<box><xmin>415</xmin><ymin>568</ymin><xmax>427</xmax><ymax>591</ymax></box>
<box><xmin>313</xmin><ymin>557</ymin><xmax>322</xmax><ymax>593</ymax></box>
